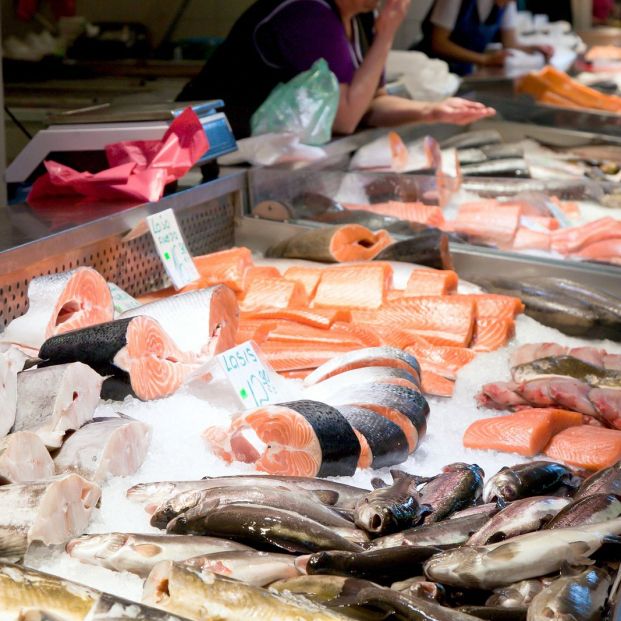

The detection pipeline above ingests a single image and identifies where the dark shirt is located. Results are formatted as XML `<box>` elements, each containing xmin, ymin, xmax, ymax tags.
<box><xmin>177</xmin><ymin>0</ymin><xmax>376</xmax><ymax>138</ymax></box>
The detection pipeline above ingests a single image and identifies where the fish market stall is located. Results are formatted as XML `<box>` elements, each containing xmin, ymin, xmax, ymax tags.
<box><xmin>2</xmin><ymin>153</ymin><xmax>621</xmax><ymax>620</ymax></box>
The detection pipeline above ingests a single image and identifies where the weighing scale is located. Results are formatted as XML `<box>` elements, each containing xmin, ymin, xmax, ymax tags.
<box><xmin>5</xmin><ymin>100</ymin><xmax>237</xmax><ymax>190</ymax></box>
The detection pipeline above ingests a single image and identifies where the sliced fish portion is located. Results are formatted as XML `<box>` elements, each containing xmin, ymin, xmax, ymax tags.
<box><xmin>0</xmin><ymin>431</ymin><xmax>54</xmax><ymax>484</ymax></box>
<box><xmin>0</xmin><ymin>474</ymin><xmax>101</xmax><ymax>561</ymax></box>
<box><xmin>0</xmin><ymin>347</ymin><xmax>29</xmax><ymax>439</ymax></box>
<box><xmin>54</xmin><ymin>417</ymin><xmax>152</xmax><ymax>482</ymax></box>
<box><xmin>0</xmin><ymin>267</ymin><xmax>113</xmax><ymax>351</ymax></box>
<box><xmin>14</xmin><ymin>362</ymin><xmax>102</xmax><ymax>448</ymax></box>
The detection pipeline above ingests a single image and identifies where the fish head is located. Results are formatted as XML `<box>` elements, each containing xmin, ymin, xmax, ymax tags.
<box><xmin>355</xmin><ymin>501</ymin><xmax>396</xmax><ymax>534</ymax></box>
<box><xmin>65</xmin><ymin>532</ymin><xmax>132</xmax><ymax>561</ymax></box>
<box><xmin>483</xmin><ymin>470</ymin><xmax>521</xmax><ymax>503</ymax></box>
<box><xmin>423</xmin><ymin>547</ymin><xmax>482</xmax><ymax>586</ymax></box>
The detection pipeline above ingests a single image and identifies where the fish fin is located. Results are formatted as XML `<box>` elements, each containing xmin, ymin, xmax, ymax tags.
<box><xmin>485</xmin><ymin>542</ymin><xmax>521</xmax><ymax>561</ymax></box>
<box><xmin>91</xmin><ymin>533</ymin><xmax>129</xmax><ymax>559</ymax></box>
<box><xmin>371</xmin><ymin>478</ymin><xmax>389</xmax><ymax>489</ymax></box>
<box><xmin>390</xmin><ymin>469</ymin><xmax>431</xmax><ymax>486</ymax></box>
<box><xmin>567</xmin><ymin>541</ymin><xmax>594</xmax><ymax>566</ymax></box>
<box><xmin>495</xmin><ymin>497</ymin><xmax>508</xmax><ymax>510</ymax></box>
<box><xmin>559</xmin><ymin>561</ymin><xmax>582</xmax><ymax>578</ymax></box>
<box><xmin>312</xmin><ymin>490</ymin><xmax>340</xmax><ymax>505</ymax></box>
<box><xmin>131</xmin><ymin>543</ymin><xmax>162</xmax><ymax>557</ymax></box>
<box><xmin>0</xmin><ymin>533</ymin><xmax>26</xmax><ymax>562</ymax></box>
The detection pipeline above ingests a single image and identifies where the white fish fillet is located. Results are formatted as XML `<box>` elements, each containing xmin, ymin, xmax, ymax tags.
<box><xmin>0</xmin><ymin>267</ymin><xmax>114</xmax><ymax>351</ymax></box>
<box><xmin>0</xmin><ymin>474</ymin><xmax>101</xmax><ymax>561</ymax></box>
<box><xmin>0</xmin><ymin>347</ymin><xmax>28</xmax><ymax>439</ymax></box>
<box><xmin>349</xmin><ymin>132</ymin><xmax>410</xmax><ymax>172</ymax></box>
<box><xmin>14</xmin><ymin>362</ymin><xmax>103</xmax><ymax>448</ymax></box>
<box><xmin>54</xmin><ymin>418</ymin><xmax>152</xmax><ymax>482</ymax></box>
<box><xmin>0</xmin><ymin>431</ymin><xmax>54</xmax><ymax>484</ymax></box>
<box><xmin>120</xmin><ymin>285</ymin><xmax>239</xmax><ymax>356</ymax></box>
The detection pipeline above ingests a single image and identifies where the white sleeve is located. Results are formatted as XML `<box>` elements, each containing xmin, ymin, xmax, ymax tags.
<box><xmin>500</xmin><ymin>1</ymin><xmax>518</xmax><ymax>30</ymax></box>
<box><xmin>430</xmin><ymin>0</ymin><xmax>461</xmax><ymax>30</ymax></box>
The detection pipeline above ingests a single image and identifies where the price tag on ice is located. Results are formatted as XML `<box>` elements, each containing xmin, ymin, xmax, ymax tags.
<box><xmin>108</xmin><ymin>282</ymin><xmax>140</xmax><ymax>315</ymax></box>
<box><xmin>217</xmin><ymin>341</ymin><xmax>288</xmax><ymax>409</ymax></box>
<box><xmin>147</xmin><ymin>208</ymin><xmax>199</xmax><ymax>290</ymax></box>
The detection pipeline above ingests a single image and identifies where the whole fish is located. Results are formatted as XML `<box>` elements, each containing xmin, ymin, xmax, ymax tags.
<box><xmin>512</xmin><ymin>356</ymin><xmax>621</xmax><ymax>389</ymax></box>
<box><xmin>182</xmin><ymin>551</ymin><xmax>299</xmax><ymax>587</ymax></box>
<box><xmin>391</xmin><ymin>576</ymin><xmax>446</xmax><ymax>603</ymax></box>
<box><xmin>370</xmin><ymin>512</ymin><xmax>493</xmax><ymax>549</ymax></box>
<box><xmin>467</xmin><ymin>497</ymin><xmax>571</xmax><ymax>546</ymax></box>
<box><xmin>418</xmin><ymin>463</ymin><xmax>485</xmax><ymax>523</ymax></box>
<box><xmin>302</xmin><ymin>546</ymin><xmax>441</xmax><ymax>585</ymax></box>
<box><xmin>269</xmin><ymin>575</ymin><xmax>378</xmax><ymax>604</ymax></box>
<box><xmin>575</xmin><ymin>460</ymin><xmax>621</xmax><ymax>499</ymax></box>
<box><xmin>150</xmin><ymin>485</ymin><xmax>353</xmax><ymax>530</ymax></box>
<box><xmin>14</xmin><ymin>362</ymin><xmax>102</xmax><ymax>448</ymax></box>
<box><xmin>487</xmin><ymin>580</ymin><xmax>547</xmax><ymax>609</ymax></box>
<box><xmin>423</xmin><ymin>517</ymin><xmax>621</xmax><ymax>589</ymax></box>
<box><xmin>0</xmin><ymin>562</ymin><xmax>98</xmax><ymax>621</ymax></box>
<box><xmin>86</xmin><ymin>592</ymin><xmax>190</xmax><ymax>620</ymax></box>
<box><xmin>527</xmin><ymin>567</ymin><xmax>610</xmax><ymax>621</ymax></box>
<box><xmin>450</xmin><ymin>503</ymin><xmax>501</xmax><ymax>520</ymax></box>
<box><xmin>328</xmin><ymin>585</ymin><xmax>481</xmax><ymax>621</ymax></box>
<box><xmin>143</xmin><ymin>561</ymin><xmax>351</xmax><ymax>621</ymax></box>
<box><xmin>544</xmin><ymin>494</ymin><xmax>621</xmax><ymax>529</ymax></box>
<box><xmin>460</xmin><ymin>158</ymin><xmax>530</xmax><ymax>178</ymax></box>
<box><xmin>0</xmin><ymin>474</ymin><xmax>100</xmax><ymax>561</ymax></box>
<box><xmin>482</xmin><ymin>462</ymin><xmax>578</xmax><ymax>503</ymax></box>
<box><xmin>441</xmin><ymin>129</ymin><xmax>503</xmax><ymax>150</ymax></box>
<box><xmin>373</xmin><ymin>229</ymin><xmax>454</xmax><ymax>271</ymax></box>
<box><xmin>458</xmin><ymin>606</ymin><xmax>527</xmax><ymax>620</ymax></box>
<box><xmin>457</xmin><ymin>148</ymin><xmax>487</xmax><ymax>165</ymax></box>
<box><xmin>0</xmin><ymin>431</ymin><xmax>54</xmax><ymax>484</ymax></box>
<box><xmin>54</xmin><ymin>417</ymin><xmax>152</xmax><ymax>483</ymax></box>
<box><xmin>460</xmin><ymin>177</ymin><xmax>595</xmax><ymax>200</ymax></box>
<box><xmin>65</xmin><ymin>532</ymin><xmax>250</xmax><ymax>578</ymax></box>
<box><xmin>353</xmin><ymin>476</ymin><xmax>424</xmax><ymax>534</ymax></box>
<box><xmin>166</xmin><ymin>503</ymin><xmax>363</xmax><ymax>553</ymax></box>
<box><xmin>482</xmin><ymin>143</ymin><xmax>524</xmax><ymax>160</ymax></box>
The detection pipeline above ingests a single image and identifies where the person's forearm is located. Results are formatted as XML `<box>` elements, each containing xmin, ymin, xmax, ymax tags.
<box><xmin>432</xmin><ymin>36</ymin><xmax>487</xmax><ymax>65</ymax></box>
<box><xmin>333</xmin><ymin>33</ymin><xmax>393</xmax><ymax>135</ymax></box>
<box><xmin>363</xmin><ymin>95</ymin><xmax>433</xmax><ymax>127</ymax></box>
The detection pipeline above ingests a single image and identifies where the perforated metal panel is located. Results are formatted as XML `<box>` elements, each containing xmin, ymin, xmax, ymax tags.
<box><xmin>0</xmin><ymin>192</ymin><xmax>237</xmax><ymax>328</ymax></box>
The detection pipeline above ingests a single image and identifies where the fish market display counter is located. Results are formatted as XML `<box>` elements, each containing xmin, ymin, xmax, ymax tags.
<box><xmin>0</xmin><ymin>171</ymin><xmax>246</xmax><ymax>327</ymax></box>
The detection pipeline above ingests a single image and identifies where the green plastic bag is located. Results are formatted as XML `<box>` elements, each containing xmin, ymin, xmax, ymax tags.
<box><xmin>250</xmin><ymin>58</ymin><xmax>339</xmax><ymax>146</ymax></box>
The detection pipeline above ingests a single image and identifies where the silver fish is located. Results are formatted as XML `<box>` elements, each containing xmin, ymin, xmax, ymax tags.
<box><xmin>86</xmin><ymin>592</ymin><xmax>190</xmax><ymax>620</ymax></box>
<box><xmin>0</xmin><ymin>431</ymin><xmax>54</xmax><ymax>484</ymax></box>
<box><xmin>450</xmin><ymin>503</ymin><xmax>501</xmax><ymax>520</ymax></box>
<box><xmin>442</xmin><ymin>129</ymin><xmax>502</xmax><ymax>150</ymax></box>
<box><xmin>467</xmin><ymin>497</ymin><xmax>570</xmax><ymax>546</ymax></box>
<box><xmin>544</xmin><ymin>494</ymin><xmax>621</xmax><ymax>529</ymax></box>
<box><xmin>575</xmin><ymin>460</ymin><xmax>621</xmax><ymax>499</ymax></box>
<box><xmin>487</xmin><ymin>579</ymin><xmax>548</xmax><ymax>608</ymax></box>
<box><xmin>424</xmin><ymin>517</ymin><xmax>621</xmax><ymax>589</ymax></box>
<box><xmin>65</xmin><ymin>533</ymin><xmax>251</xmax><ymax>578</ymax></box>
<box><xmin>269</xmin><ymin>575</ymin><xmax>377</xmax><ymax>604</ymax></box>
<box><xmin>527</xmin><ymin>567</ymin><xmax>610</xmax><ymax>621</ymax></box>
<box><xmin>460</xmin><ymin>158</ymin><xmax>530</xmax><ymax>178</ymax></box>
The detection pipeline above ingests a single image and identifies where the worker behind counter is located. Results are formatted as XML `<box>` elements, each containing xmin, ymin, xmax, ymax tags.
<box><xmin>176</xmin><ymin>0</ymin><xmax>495</xmax><ymax>140</ymax></box>
<box><xmin>412</xmin><ymin>0</ymin><xmax>554</xmax><ymax>76</ymax></box>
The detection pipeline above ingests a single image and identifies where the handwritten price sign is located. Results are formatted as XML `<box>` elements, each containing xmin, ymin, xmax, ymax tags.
<box><xmin>147</xmin><ymin>209</ymin><xmax>199</xmax><ymax>290</ymax></box>
<box><xmin>217</xmin><ymin>341</ymin><xmax>287</xmax><ymax>409</ymax></box>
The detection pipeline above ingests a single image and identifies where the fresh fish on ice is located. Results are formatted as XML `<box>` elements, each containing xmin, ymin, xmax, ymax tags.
<box><xmin>0</xmin><ymin>267</ymin><xmax>113</xmax><ymax>351</ymax></box>
<box><xmin>348</xmin><ymin>131</ymin><xmax>411</xmax><ymax>172</ymax></box>
<box><xmin>87</xmin><ymin>592</ymin><xmax>190</xmax><ymax>621</ymax></box>
<box><xmin>373</xmin><ymin>229</ymin><xmax>453</xmax><ymax>271</ymax></box>
<box><xmin>0</xmin><ymin>347</ymin><xmax>28</xmax><ymax>438</ymax></box>
<box><xmin>544</xmin><ymin>494</ymin><xmax>621</xmax><ymax>529</ymax></box>
<box><xmin>54</xmin><ymin>417</ymin><xmax>152</xmax><ymax>482</ymax></box>
<box><xmin>269</xmin><ymin>574</ymin><xmax>377</xmax><ymax>604</ymax></box>
<box><xmin>0</xmin><ymin>474</ymin><xmax>100</xmax><ymax>561</ymax></box>
<box><xmin>14</xmin><ymin>362</ymin><xmax>102</xmax><ymax>448</ymax></box>
<box><xmin>575</xmin><ymin>460</ymin><xmax>621</xmax><ymax>499</ymax></box>
<box><xmin>66</xmin><ymin>532</ymin><xmax>250</xmax><ymax>578</ymax></box>
<box><xmin>486</xmin><ymin>579</ymin><xmax>548</xmax><ymax>609</ymax></box>
<box><xmin>441</xmin><ymin>129</ymin><xmax>502</xmax><ymax>150</ymax></box>
<box><xmin>0</xmin><ymin>431</ymin><xmax>54</xmax><ymax>484</ymax></box>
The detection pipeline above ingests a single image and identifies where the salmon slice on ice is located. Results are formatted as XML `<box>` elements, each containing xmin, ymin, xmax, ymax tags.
<box><xmin>121</xmin><ymin>285</ymin><xmax>239</xmax><ymax>356</ymax></box>
<box><xmin>451</xmin><ymin>203</ymin><xmax>521</xmax><ymax>245</ymax></box>
<box><xmin>203</xmin><ymin>400</ymin><xmax>360</xmax><ymax>477</ymax></box>
<box><xmin>404</xmin><ymin>336</ymin><xmax>477</xmax><ymax>380</ymax></box>
<box><xmin>421</xmin><ymin>371</ymin><xmax>455</xmax><ymax>397</ymax></box>
<box><xmin>312</xmin><ymin>263</ymin><xmax>393</xmax><ymax>309</ymax></box>
<box><xmin>344</xmin><ymin>201</ymin><xmax>445</xmax><ymax>228</ymax></box>
<box><xmin>404</xmin><ymin>269</ymin><xmax>458</xmax><ymax>297</ymax></box>
<box><xmin>0</xmin><ymin>431</ymin><xmax>54</xmax><ymax>484</ymax></box>
<box><xmin>573</xmin><ymin>238</ymin><xmax>621</xmax><ymax>265</ymax></box>
<box><xmin>264</xmin><ymin>322</ymin><xmax>363</xmax><ymax>347</ymax></box>
<box><xmin>550</xmin><ymin>217</ymin><xmax>620</xmax><ymax>254</ymax></box>
<box><xmin>259</xmin><ymin>341</ymin><xmax>359</xmax><ymax>372</ymax></box>
<box><xmin>0</xmin><ymin>267</ymin><xmax>113</xmax><ymax>351</ymax></box>
<box><xmin>329</xmin><ymin>322</ymin><xmax>382</xmax><ymax>347</ymax></box>
<box><xmin>193</xmin><ymin>247</ymin><xmax>254</xmax><ymax>292</ymax></box>
<box><xmin>236</xmin><ymin>320</ymin><xmax>277</xmax><ymax>345</ymax></box>
<box><xmin>240</xmin><ymin>308</ymin><xmax>351</xmax><ymax>329</ymax></box>
<box><xmin>283</xmin><ymin>266</ymin><xmax>324</xmax><ymax>297</ymax></box>
<box><xmin>544</xmin><ymin>425</ymin><xmax>621</xmax><ymax>470</ymax></box>
<box><xmin>242</xmin><ymin>266</ymin><xmax>281</xmax><ymax>291</ymax></box>
<box><xmin>241</xmin><ymin>277</ymin><xmax>308</xmax><ymax>311</ymax></box>
<box><xmin>464</xmin><ymin>294</ymin><xmax>525</xmax><ymax>319</ymax></box>
<box><xmin>464</xmin><ymin>408</ymin><xmax>584</xmax><ymax>457</ymax></box>
<box><xmin>471</xmin><ymin>318</ymin><xmax>515</xmax><ymax>352</ymax></box>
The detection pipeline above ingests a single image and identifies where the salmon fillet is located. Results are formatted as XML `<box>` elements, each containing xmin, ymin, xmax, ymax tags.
<box><xmin>265</xmin><ymin>322</ymin><xmax>363</xmax><ymax>347</ymax></box>
<box><xmin>551</xmin><ymin>217</ymin><xmax>620</xmax><ymax>254</ymax></box>
<box><xmin>236</xmin><ymin>320</ymin><xmax>277</xmax><ymax>345</ymax></box>
<box><xmin>283</xmin><ymin>267</ymin><xmax>324</xmax><ymax>297</ymax></box>
<box><xmin>464</xmin><ymin>408</ymin><xmax>584</xmax><ymax>457</ymax></box>
<box><xmin>451</xmin><ymin>203</ymin><xmax>521</xmax><ymax>245</ymax></box>
<box><xmin>330</xmin><ymin>322</ymin><xmax>383</xmax><ymax>348</ymax></box>
<box><xmin>471</xmin><ymin>317</ymin><xmax>515</xmax><ymax>352</ymax></box>
<box><xmin>544</xmin><ymin>425</ymin><xmax>621</xmax><ymax>470</ymax></box>
<box><xmin>240</xmin><ymin>308</ymin><xmax>352</xmax><ymax>329</ymax></box>
<box><xmin>242</xmin><ymin>266</ymin><xmax>281</xmax><ymax>291</ymax></box>
<box><xmin>421</xmin><ymin>371</ymin><xmax>455</xmax><ymax>398</ymax></box>
<box><xmin>241</xmin><ymin>277</ymin><xmax>308</xmax><ymax>311</ymax></box>
<box><xmin>405</xmin><ymin>337</ymin><xmax>477</xmax><ymax>379</ymax></box>
<box><xmin>404</xmin><ymin>269</ymin><xmax>459</xmax><ymax>297</ymax></box>
<box><xmin>574</xmin><ymin>238</ymin><xmax>621</xmax><ymax>265</ymax></box>
<box><xmin>344</xmin><ymin>201</ymin><xmax>445</xmax><ymax>228</ymax></box>
<box><xmin>193</xmin><ymin>247</ymin><xmax>254</xmax><ymax>293</ymax></box>
<box><xmin>259</xmin><ymin>341</ymin><xmax>359</xmax><ymax>372</ymax></box>
<box><xmin>512</xmin><ymin>228</ymin><xmax>551</xmax><ymax>251</ymax></box>
<box><xmin>312</xmin><ymin>263</ymin><xmax>393</xmax><ymax>310</ymax></box>
<box><xmin>462</xmin><ymin>294</ymin><xmax>525</xmax><ymax>320</ymax></box>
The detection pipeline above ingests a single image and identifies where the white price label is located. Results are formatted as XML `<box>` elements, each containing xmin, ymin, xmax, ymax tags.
<box><xmin>217</xmin><ymin>341</ymin><xmax>288</xmax><ymax>409</ymax></box>
<box><xmin>108</xmin><ymin>282</ymin><xmax>140</xmax><ymax>314</ymax></box>
<box><xmin>147</xmin><ymin>209</ymin><xmax>200</xmax><ymax>290</ymax></box>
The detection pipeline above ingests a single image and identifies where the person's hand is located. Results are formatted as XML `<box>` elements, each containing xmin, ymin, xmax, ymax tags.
<box><xmin>375</xmin><ymin>0</ymin><xmax>411</xmax><ymax>41</ymax></box>
<box><xmin>481</xmin><ymin>49</ymin><xmax>510</xmax><ymax>66</ymax></box>
<box><xmin>427</xmin><ymin>98</ymin><xmax>496</xmax><ymax>125</ymax></box>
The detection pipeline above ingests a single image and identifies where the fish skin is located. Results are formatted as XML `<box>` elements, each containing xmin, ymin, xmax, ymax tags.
<box><xmin>165</xmin><ymin>503</ymin><xmax>363</xmax><ymax>553</ymax></box>
<box><xmin>65</xmin><ymin>532</ymin><xmax>250</xmax><ymax>578</ymax></box>
<box><xmin>460</xmin><ymin>158</ymin><xmax>530</xmax><ymax>178</ymax></box>
<box><xmin>466</xmin><ymin>496</ymin><xmax>571</xmax><ymax>546</ymax></box>
<box><xmin>458</xmin><ymin>606</ymin><xmax>527</xmax><ymax>620</ymax></box>
<box><xmin>269</xmin><ymin>575</ymin><xmax>378</xmax><ymax>604</ymax></box>
<box><xmin>424</xmin><ymin>518</ymin><xmax>621</xmax><ymax>589</ymax></box>
<box><xmin>575</xmin><ymin>460</ymin><xmax>621</xmax><ymax>499</ymax></box>
<box><xmin>483</xmin><ymin>462</ymin><xmax>578</xmax><ymax>503</ymax></box>
<box><xmin>150</xmin><ymin>485</ymin><xmax>354</xmax><ymax>530</ymax></box>
<box><xmin>181</xmin><ymin>550</ymin><xmax>299</xmax><ymax>587</ymax></box>
<box><xmin>441</xmin><ymin>130</ymin><xmax>503</xmax><ymax>150</ymax></box>
<box><xmin>374</xmin><ymin>229</ymin><xmax>453</xmax><ymax>271</ymax></box>
<box><xmin>369</xmin><ymin>512</ymin><xmax>493</xmax><ymax>550</ymax></box>
<box><xmin>303</xmin><ymin>546</ymin><xmax>442</xmax><ymax>585</ymax></box>
<box><xmin>418</xmin><ymin>463</ymin><xmax>485</xmax><ymax>523</ymax></box>
<box><xmin>457</xmin><ymin>148</ymin><xmax>487</xmax><ymax>165</ymax></box>
<box><xmin>0</xmin><ymin>562</ymin><xmax>98</xmax><ymax>621</ymax></box>
<box><xmin>486</xmin><ymin>580</ymin><xmax>547</xmax><ymax>609</ymax></box>
<box><xmin>526</xmin><ymin>567</ymin><xmax>610</xmax><ymax>621</ymax></box>
<box><xmin>142</xmin><ymin>561</ymin><xmax>353</xmax><ymax>621</ymax></box>
<box><xmin>353</xmin><ymin>477</ymin><xmax>424</xmax><ymax>535</ymax></box>
<box><xmin>482</xmin><ymin>143</ymin><xmax>525</xmax><ymax>160</ymax></box>
<box><xmin>544</xmin><ymin>494</ymin><xmax>621</xmax><ymax>529</ymax></box>
<box><xmin>87</xmin><ymin>592</ymin><xmax>191</xmax><ymax>620</ymax></box>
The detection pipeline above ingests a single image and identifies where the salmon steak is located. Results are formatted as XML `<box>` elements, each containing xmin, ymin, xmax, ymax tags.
<box><xmin>203</xmin><ymin>400</ymin><xmax>360</xmax><ymax>477</ymax></box>
<box><xmin>0</xmin><ymin>267</ymin><xmax>114</xmax><ymax>351</ymax></box>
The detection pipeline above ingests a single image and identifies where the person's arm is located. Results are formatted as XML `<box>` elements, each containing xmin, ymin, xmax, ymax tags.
<box><xmin>431</xmin><ymin>25</ymin><xmax>508</xmax><ymax>67</ymax></box>
<box><xmin>501</xmin><ymin>28</ymin><xmax>554</xmax><ymax>60</ymax></box>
